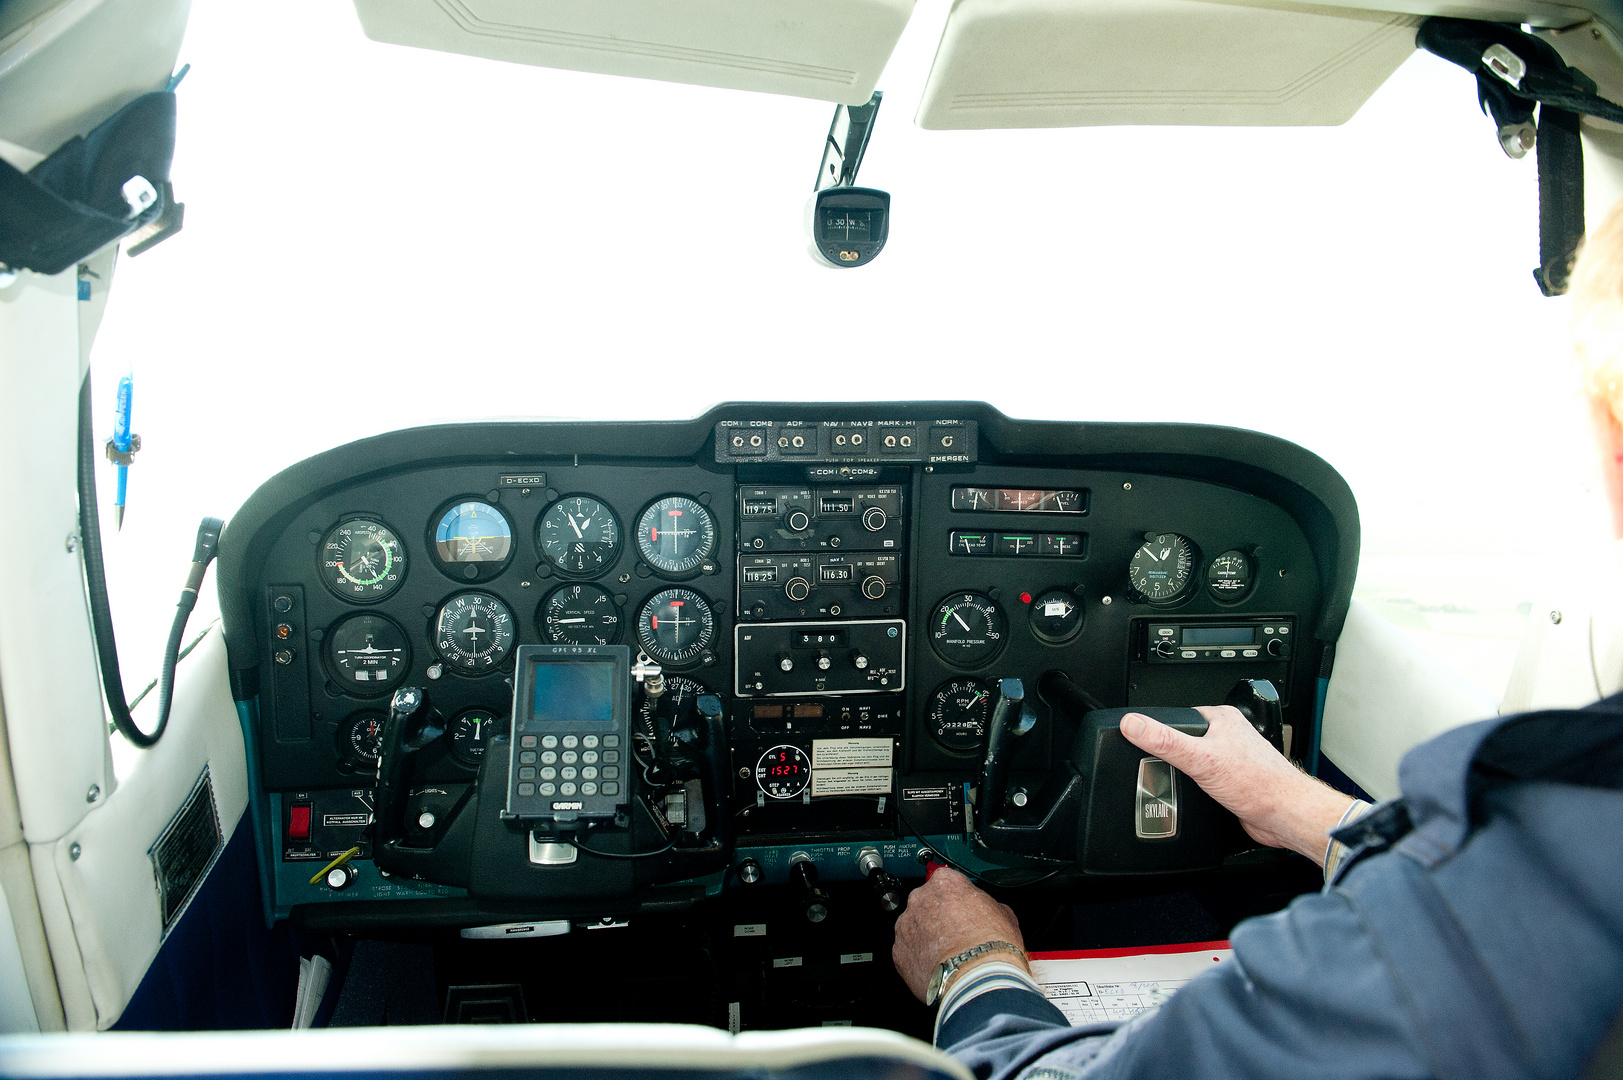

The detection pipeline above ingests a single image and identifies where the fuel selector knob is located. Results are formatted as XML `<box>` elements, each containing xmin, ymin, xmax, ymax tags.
<box><xmin>787</xmin><ymin>509</ymin><xmax>811</xmax><ymax>532</ymax></box>
<box><xmin>785</xmin><ymin>577</ymin><xmax>811</xmax><ymax>602</ymax></box>
<box><xmin>861</xmin><ymin>506</ymin><xmax>887</xmax><ymax>532</ymax></box>
<box><xmin>861</xmin><ymin>575</ymin><xmax>887</xmax><ymax>600</ymax></box>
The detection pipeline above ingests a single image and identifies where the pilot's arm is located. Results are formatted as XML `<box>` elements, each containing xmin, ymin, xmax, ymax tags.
<box><xmin>892</xmin><ymin>707</ymin><xmax>1404</xmax><ymax>1080</ymax></box>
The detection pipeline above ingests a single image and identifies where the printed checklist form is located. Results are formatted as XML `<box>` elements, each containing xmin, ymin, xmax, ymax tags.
<box><xmin>1029</xmin><ymin>940</ymin><xmax>1233</xmax><ymax>1025</ymax></box>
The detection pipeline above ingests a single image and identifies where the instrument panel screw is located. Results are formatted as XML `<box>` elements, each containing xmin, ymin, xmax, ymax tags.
<box><xmin>1122</xmin><ymin>482</ymin><xmax>1132</xmax><ymax>491</ymax></box>
<box><xmin>619</xmin><ymin>573</ymin><xmax>631</xmax><ymax>583</ymax></box>
<box><xmin>86</xmin><ymin>785</ymin><xmax>100</xmax><ymax>803</ymax></box>
<box><xmin>1101</xmin><ymin>596</ymin><xmax>1113</xmax><ymax>606</ymax></box>
<box><xmin>65</xmin><ymin>534</ymin><xmax>78</xmax><ymax>553</ymax></box>
<box><xmin>739</xmin><ymin>767</ymin><xmax>750</xmax><ymax>779</ymax></box>
<box><xmin>69</xmin><ymin>843</ymin><xmax>81</xmax><ymax>861</ymax></box>
<box><xmin>1550</xmin><ymin>610</ymin><xmax>1564</xmax><ymax>625</ymax></box>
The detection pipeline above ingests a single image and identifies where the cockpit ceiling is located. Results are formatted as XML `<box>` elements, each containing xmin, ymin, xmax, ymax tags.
<box><xmin>350</xmin><ymin>0</ymin><xmax>917</xmax><ymax>106</ymax></box>
<box><xmin>916</xmin><ymin>0</ymin><xmax>1419</xmax><ymax>129</ymax></box>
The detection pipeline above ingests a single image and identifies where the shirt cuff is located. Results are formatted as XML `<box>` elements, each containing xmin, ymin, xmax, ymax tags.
<box><xmin>933</xmin><ymin>960</ymin><xmax>1045</xmax><ymax>1043</ymax></box>
<box><xmin>1322</xmin><ymin>799</ymin><xmax>1372</xmax><ymax>881</ymax></box>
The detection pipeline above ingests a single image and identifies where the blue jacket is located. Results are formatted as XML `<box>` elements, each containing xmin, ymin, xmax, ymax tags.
<box><xmin>939</xmin><ymin>695</ymin><xmax>1623</xmax><ymax>1079</ymax></box>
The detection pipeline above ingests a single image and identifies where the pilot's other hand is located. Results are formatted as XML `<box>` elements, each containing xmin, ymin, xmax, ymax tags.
<box><xmin>1120</xmin><ymin>706</ymin><xmax>1355</xmax><ymax>866</ymax></box>
<box><xmin>892</xmin><ymin>866</ymin><xmax>1029</xmax><ymax>1003</ymax></box>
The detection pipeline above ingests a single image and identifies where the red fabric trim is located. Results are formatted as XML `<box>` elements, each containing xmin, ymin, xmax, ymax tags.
<box><xmin>1029</xmin><ymin>939</ymin><xmax>1232</xmax><ymax>960</ymax></box>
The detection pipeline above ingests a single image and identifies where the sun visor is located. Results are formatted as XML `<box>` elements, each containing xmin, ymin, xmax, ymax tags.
<box><xmin>916</xmin><ymin>0</ymin><xmax>1418</xmax><ymax>129</ymax></box>
<box><xmin>352</xmin><ymin>0</ymin><xmax>915</xmax><ymax>105</ymax></box>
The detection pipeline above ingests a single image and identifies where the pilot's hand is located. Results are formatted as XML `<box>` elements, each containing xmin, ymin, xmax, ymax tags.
<box><xmin>1120</xmin><ymin>706</ymin><xmax>1356</xmax><ymax>866</ymax></box>
<box><xmin>892</xmin><ymin>866</ymin><xmax>1029</xmax><ymax>1003</ymax></box>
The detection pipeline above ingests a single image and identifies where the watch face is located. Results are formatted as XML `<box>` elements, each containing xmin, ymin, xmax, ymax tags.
<box><xmin>926</xmin><ymin>965</ymin><xmax>947</xmax><ymax>1006</ymax></box>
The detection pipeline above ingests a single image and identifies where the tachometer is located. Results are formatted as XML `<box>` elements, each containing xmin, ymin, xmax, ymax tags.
<box><xmin>320</xmin><ymin>518</ymin><xmax>407</xmax><ymax>601</ymax></box>
<box><xmin>635</xmin><ymin>496</ymin><xmax>717</xmax><ymax>576</ymax></box>
<box><xmin>434</xmin><ymin>592</ymin><xmax>516</xmax><ymax>672</ymax></box>
<box><xmin>541</xmin><ymin>583</ymin><xmax>621</xmax><ymax>645</ymax></box>
<box><xmin>431</xmin><ymin>500</ymin><xmax>513</xmax><ymax>581</ymax></box>
<box><xmin>636</xmin><ymin>588</ymin><xmax>715</xmax><ymax>665</ymax></box>
<box><xmin>1127</xmin><ymin>533</ymin><xmax>1196</xmax><ymax>603</ymax></box>
<box><xmin>930</xmin><ymin>592</ymin><xmax>1006</xmax><ymax>667</ymax></box>
<box><xmin>326</xmin><ymin>613</ymin><xmax>411</xmax><ymax>694</ymax></box>
<box><xmin>538</xmin><ymin>495</ymin><xmax>621</xmax><ymax>576</ymax></box>
<box><xmin>928</xmin><ymin>678</ymin><xmax>994</xmax><ymax>752</ymax></box>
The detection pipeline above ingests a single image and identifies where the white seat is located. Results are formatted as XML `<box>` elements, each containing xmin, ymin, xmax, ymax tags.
<box><xmin>0</xmin><ymin>1024</ymin><xmax>971</xmax><ymax>1080</ymax></box>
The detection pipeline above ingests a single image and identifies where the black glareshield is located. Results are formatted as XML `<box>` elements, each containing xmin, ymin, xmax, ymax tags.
<box><xmin>812</xmin><ymin>187</ymin><xmax>890</xmax><ymax>268</ymax></box>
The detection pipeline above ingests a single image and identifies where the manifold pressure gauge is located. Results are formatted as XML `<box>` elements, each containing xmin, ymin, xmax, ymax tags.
<box><xmin>756</xmin><ymin>744</ymin><xmax>811</xmax><ymax>799</ymax></box>
<box><xmin>1127</xmin><ymin>533</ymin><xmax>1196</xmax><ymax>603</ymax></box>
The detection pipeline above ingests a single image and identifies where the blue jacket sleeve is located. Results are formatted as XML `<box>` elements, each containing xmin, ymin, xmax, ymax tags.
<box><xmin>940</xmin><ymin>888</ymin><xmax>1436</xmax><ymax>1080</ymax></box>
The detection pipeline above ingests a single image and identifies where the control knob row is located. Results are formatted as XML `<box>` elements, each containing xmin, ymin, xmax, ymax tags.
<box><xmin>780</xmin><ymin>506</ymin><xmax>888</xmax><ymax>532</ymax></box>
<box><xmin>776</xmin><ymin>650</ymin><xmax>869</xmax><ymax>673</ymax></box>
<box><xmin>783</xmin><ymin>575</ymin><xmax>888</xmax><ymax>601</ymax></box>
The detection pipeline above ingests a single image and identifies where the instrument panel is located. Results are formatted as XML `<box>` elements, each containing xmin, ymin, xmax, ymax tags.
<box><xmin>217</xmin><ymin>403</ymin><xmax>1358</xmax><ymax>924</ymax></box>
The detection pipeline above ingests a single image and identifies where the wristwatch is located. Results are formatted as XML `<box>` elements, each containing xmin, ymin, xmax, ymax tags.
<box><xmin>924</xmin><ymin>940</ymin><xmax>1027</xmax><ymax>1006</ymax></box>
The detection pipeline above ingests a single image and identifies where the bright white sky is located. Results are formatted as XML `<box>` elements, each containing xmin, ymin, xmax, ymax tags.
<box><xmin>90</xmin><ymin>0</ymin><xmax>1613</xmax><ymax>697</ymax></box>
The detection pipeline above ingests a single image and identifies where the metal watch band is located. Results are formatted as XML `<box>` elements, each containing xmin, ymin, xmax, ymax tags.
<box><xmin>925</xmin><ymin>940</ymin><xmax>1027</xmax><ymax>1006</ymax></box>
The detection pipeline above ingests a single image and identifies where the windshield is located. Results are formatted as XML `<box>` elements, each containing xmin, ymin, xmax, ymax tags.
<box><xmin>87</xmin><ymin>0</ymin><xmax>1605</xmax><ymax>718</ymax></box>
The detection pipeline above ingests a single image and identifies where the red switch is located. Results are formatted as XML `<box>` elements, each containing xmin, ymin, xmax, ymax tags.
<box><xmin>288</xmin><ymin>805</ymin><xmax>311</xmax><ymax>840</ymax></box>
